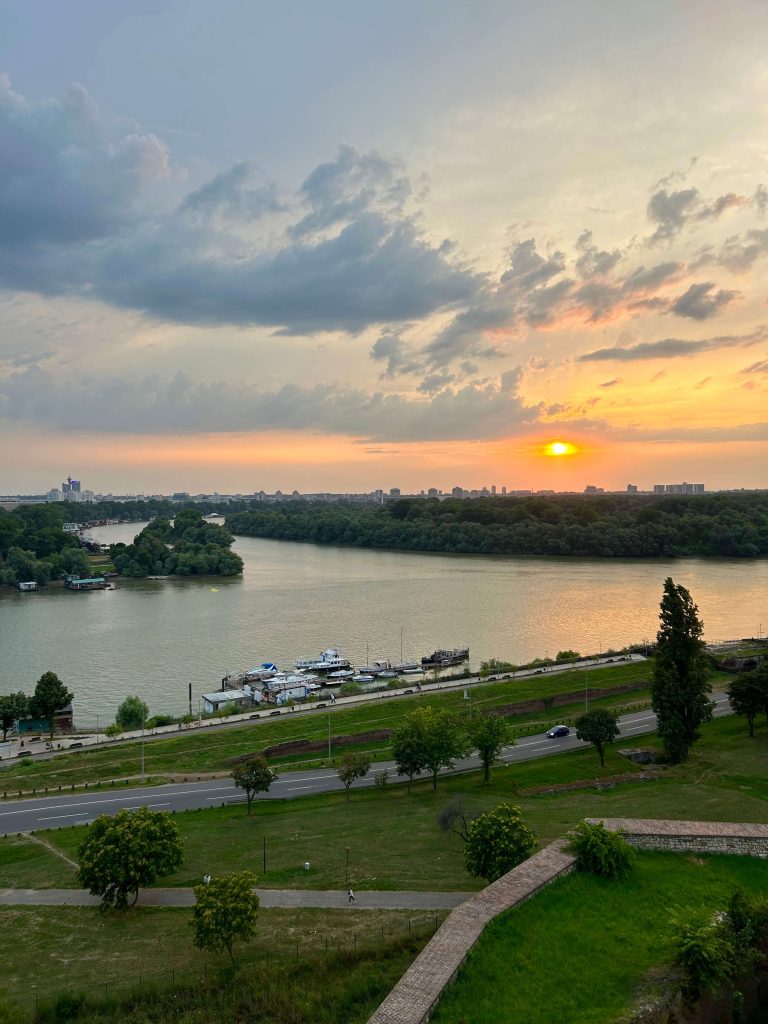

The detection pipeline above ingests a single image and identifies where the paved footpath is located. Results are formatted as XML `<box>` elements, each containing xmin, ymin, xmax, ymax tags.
<box><xmin>0</xmin><ymin>887</ymin><xmax>468</xmax><ymax>910</ymax></box>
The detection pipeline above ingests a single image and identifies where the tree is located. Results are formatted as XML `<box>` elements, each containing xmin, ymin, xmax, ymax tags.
<box><xmin>193</xmin><ymin>871</ymin><xmax>259</xmax><ymax>966</ymax></box>
<box><xmin>650</xmin><ymin>578</ymin><xmax>712</xmax><ymax>763</ymax></box>
<box><xmin>336</xmin><ymin>751</ymin><xmax>370</xmax><ymax>800</ymax></box>
<box><xmin>0</xmin><ymin>691</ymin><xmax>29</xmax><ymax>740</ymax></box>
<box><xmin>567</xmin><ymin>821</ymin><xmax>636</xmax><ymax>879</ymax></box>
<box><xmin>463</xmin><ymin>804</ymin><xmax>538</xmax><ymax>882</ymax></box>
<box><xmin>470</xmin><ymin>712</ymin><xmax>513</xmax><ymax>783</ymax></box>
<box><xmin>30</xmin><ymin>671</ymin><xmax>74</xmax><ymax>738</ymax></box>
<box><xmin>728</xmin><ymin>669</ymin><xmax>768</xmax><ymax>737</ymax></box>
<box><xmin>393</xmin><ymin>706</ymin><xmax>469</xmax><ymax>792</ymax></box>
<box><xmin>115</xmin><ymin>695</ymin><xmax>149</xmax><ymax>732</ymax></box>
<box><xmin>77</xmin><ymin>807</ymin><xmax>183</xmax><ymax>909</ymax></box>
<box><xmin>231</xmin><ymin>755</ymin><xmax>276</xmax><ymax>814</ymax></box>
<box><xmin>575</xmin><ymin>708</ymin><xmax>620</xmax><ymax>766</ymax></box>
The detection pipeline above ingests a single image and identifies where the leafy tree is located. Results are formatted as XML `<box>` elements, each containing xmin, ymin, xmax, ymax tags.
<box><xmin>115</xmin><ymin>695</ymin><xmax>149</xmax><ymax>731</ymax></box>
<box><xmin>393</xmin><ymin>707</ymin><xmax>469</xmax><ymax>791</ymax></box>
<box><xmin>0</xmin><ymin>691</ymin><xmax>29</xmax><ymax>740</ymax></box>
<box><xmin>555</xmin><ymin>650</ymin><xmax>580</xmax><ymax>661</ymax></box>
<box><xmin>30</xmin><ymin>671</ymin><xmax>73</xmax><ymax>738</ymax></box>
<box><xmin>192</xmin><ymin>870</ymin><xmax>259</xmax><ymax>967</ymax></box>
<box><xmin>650</xmin><ymin>578</ymin><xmax>712</xmax><ymax>763</ymax></box>
<box><xmin>728</xmin><ymin>668</ymin><xmax>768</xmax><ymax>737</ymax></box>
<box><xmin>336</xmin><ymin>751</ymin><xmax>370</xmax><ymax>800</ymax></box>
<box><xmin>463</xmin><ymin>803</ymin><xmax>538</xmax><ymax>882</ymax></box>
<box><xmin>567</xmin><ymin>821</ymin><xmax>636</xmax><ymax>879</ymax></box>
<box><xmin>77</xmin><ymin>807</ymin><xmax>183</xmax><ymax>909</ymax></box>
<box><xmin>470</xmin><ymin>712</ymin><xmax>513</xmax><ymax>783</ymax></box>
<box><xmin>575</xmin><ymin>708</ymin><xmax>620</xmax><ymax>766</ymax></box>
<box><xmin>231</xmin><ymin>755</ymin><xmax>276</xmax><ymax>814</ymax></box>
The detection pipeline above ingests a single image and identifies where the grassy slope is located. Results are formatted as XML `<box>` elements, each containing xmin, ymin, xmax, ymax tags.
<box><xmin>6</xmin><ymin>714</ymin><xmax>758</xmax><ymax>894</ymax></box>
<box><xmin>0</xmin><ymin>662</ymin><xmax>660</xmax><ymax>791</ymax></box>
<box><xmin>430</xmin><ymin>852</ymin><xmax>768</xmax><ymax>1024</ymax></box>
<box><xmin>0</xmin><ymin>906</ymin><xmax>444</xmax><ymax>1016</ymax></box>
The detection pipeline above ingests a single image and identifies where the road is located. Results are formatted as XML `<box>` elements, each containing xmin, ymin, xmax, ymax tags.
<box><xmin>0</xmin><ymin>693</ymin><xmax>731</xmax><ymax>834</ymax></box>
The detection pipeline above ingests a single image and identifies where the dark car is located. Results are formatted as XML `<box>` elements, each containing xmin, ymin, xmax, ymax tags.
<box><xmin>546</xmin><ymin>725</ymin><xmax>570</xmax><ymax>738</ymax></box>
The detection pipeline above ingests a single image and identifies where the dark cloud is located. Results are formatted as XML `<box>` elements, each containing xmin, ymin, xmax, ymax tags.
<box><xmin>0</xmin><ymin>365</ymin><xmax>542</xmax><ymax>442</ymax></box>
<box><xmin>740</xmin><ymin>358</ymin><xmax>768</xmax><ymax>375</ymax></box>
<box><xmin>669</xmin><ymin>282</ymin><xmax>738</xmax><ymax>320</ymax></box>
<box><xmin>646</xmin><ymin>183</ymin><xmax>747</xmax><ymax>244</ymax></box>
<box><xmin>599</xmin><ymin>378</ymin><xmax>622</xmax><ymax>388</ymax></box>
<box><xmin>370</xmin><ymin>330</ymin><xmax>422</xmax><ymax>377</ymax></box>
<box><xmin>579</xmin><ymin>325</ymin><xmax>768</xmax><ymax>362</ymax></box>
<box><xmin>574</xmin><ymin>230</ymin><xmax>622</xmax><ymax>277</ymax></box>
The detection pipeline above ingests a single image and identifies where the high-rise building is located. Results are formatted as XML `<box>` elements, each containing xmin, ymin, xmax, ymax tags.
<box><xmin>627</xmin><ymin>484</ymin><xmax>638</xmax><ymax>494</ymax></box>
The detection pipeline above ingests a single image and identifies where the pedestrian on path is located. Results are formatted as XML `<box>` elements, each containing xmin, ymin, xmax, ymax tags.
<box><xmin>203</xmin><ymin>874</ymin><xmax>211</xmax><ymax>885</ymax></box>
<box><xmin>348</xmin><ymin>888</ymin><xmax>355</xmax><ymax>904</ymax></box>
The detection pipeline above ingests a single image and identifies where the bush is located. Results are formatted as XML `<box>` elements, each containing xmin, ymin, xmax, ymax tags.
<box><xmin>104</xmin><ymin>723</ymin><xmax>122</xmax><ymax>738</ymax></box>
<box><xmin>145</xmin><ymin>714</ymin><xmax>177</xmax><ymax>728</ymax></box>
<box><xmin>567</xmin><ymin>821</ymin><xmax>636</xmax><ymax>880</ymax></box>
<box><xmin>463</xmin><ymin>804</ymin><xmax>537</xmax><ymax>882</ymax></box>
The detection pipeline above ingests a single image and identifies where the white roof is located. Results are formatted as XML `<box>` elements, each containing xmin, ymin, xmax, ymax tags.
<box><xmin>201</xmin><ymin>690</ymin><xmax>244</xmax><ymax>702</ymax></box>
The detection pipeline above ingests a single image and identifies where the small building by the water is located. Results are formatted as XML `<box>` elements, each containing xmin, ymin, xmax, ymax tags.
<box><xmin>64</xmin><ymin>576</ymin><xmax>108</xmax><ymax>591</ymax></box>
<box><xmin>16</xmin><ymin>581</ymin><xmax>39</xmax><ymax>592</ymax></box>
<box><xmin>201</xmin><ymin>690</ymin><xmax>252</xmax><ymax>714</ymax></box>
<box><xmin>17</xmin><ymin>703</ymin><xmax>75</xmax><ymax>735</ymax></box>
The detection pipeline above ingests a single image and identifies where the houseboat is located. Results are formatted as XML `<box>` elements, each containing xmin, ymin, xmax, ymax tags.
<box><xmin>421</xmin><ymin>647</ymin><xmax>470</xmax><ymax>668</ymax></box>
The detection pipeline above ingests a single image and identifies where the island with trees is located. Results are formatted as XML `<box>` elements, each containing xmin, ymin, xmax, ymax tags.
<box><xmin>226</xmin><ymin>491</ymin><xmax>768</xmax><ymax>558</ymax></box>
<box><xmin>108</xmin><ymin>510</ymin><xmax>244</xmax><ymax>578</ymax></box>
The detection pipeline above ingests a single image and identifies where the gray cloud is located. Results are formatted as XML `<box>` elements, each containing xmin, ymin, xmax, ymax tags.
<box><xmin>180</xmin><ymin>161</ymin><xmax>284</xmax><ymax>221</ymax></box>
<box><xmin>370</xmin><ymin>330</ymin><xmax>422</xmax><ymax>377</ymax></box>
<box><xmin>646</xmin><ymin>184</ymin><xmax>747</xmax><ymax>244</ymax></box>
<box><xmin>599</xmin><ymin>378</ymin><xmax>622</xmax><ymax>387</ymax></box>
<box><xmin>574</xmin><ymin>230</ymin><xmax>622</xmax><ymax>277</ymax></box>
<box><xmin>0</xmin><ymin>365</ymin><xmax>541</xmax><ymax>442</ymax></box>
<box><xmin>669</xmin><ymin>282</ymin><xmax>738</xmax><ymax>320</ymax></box>
<box><xmin>740</xmin><ymin>358</ymin><xmax>768</xmax><ymax>375</ymax></box>
<box><xmin>579</xmin><ymin>325</ymin><xmax>768</xmax><ymax>362</ymax></box>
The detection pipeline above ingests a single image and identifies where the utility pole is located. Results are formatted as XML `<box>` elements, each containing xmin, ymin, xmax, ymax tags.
<box><xmin>584</xmin><ymin>656</ymin><xmax>589</xmax><ymax>712</ymax></box>
<box><xmin>141</xmin><ymin>714</ymin><xmax>146</xmax><ymax>782</ymax></box>
<box><xmin>327</xmin><ymin>713</ymin><xmax>331</xmax><ymax>762</ymax></box>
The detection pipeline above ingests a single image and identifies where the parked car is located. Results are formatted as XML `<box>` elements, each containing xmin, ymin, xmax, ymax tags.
<box><xmin>546</xmin><ymin>725</ymin><xmax>570</xmax><ymax>738</ymax></box>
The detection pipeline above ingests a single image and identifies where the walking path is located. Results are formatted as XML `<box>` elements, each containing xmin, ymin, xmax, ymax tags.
<box><xmin>0</xmin><ymin>887</ymin><xmax>469</xmax><ymax>910</ymax></box>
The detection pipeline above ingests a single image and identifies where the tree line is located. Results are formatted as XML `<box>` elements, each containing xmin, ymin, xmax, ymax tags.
<box><xmin>108</xmin><ymin>510</ymin><xmax>243</xmax><ymax>577</ymax></box>
<box><xmin>226</xmin><ymin>492</ymin><xmax>768</xmax><ymax>558</ymax></box>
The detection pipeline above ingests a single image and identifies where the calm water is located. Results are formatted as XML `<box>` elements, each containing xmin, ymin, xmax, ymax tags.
<box><xmin>1</xmin><ymin>521</ymin><xmax>766</xmax><ymax>725</ymax></box>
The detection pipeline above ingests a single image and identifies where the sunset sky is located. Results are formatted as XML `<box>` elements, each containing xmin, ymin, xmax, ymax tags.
<box><xmin>2</xmin><ymin>0</ymin><xmax>768</xmax><ymax>494</ymax></box>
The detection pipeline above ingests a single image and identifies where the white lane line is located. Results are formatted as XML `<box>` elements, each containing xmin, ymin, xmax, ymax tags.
<box><xmin>205</xmin><ymin>797</ymin><xmax>244</xmax><ymax>803</ymax></box>
<box><xmin>0</xmin><ymin>786</ymin><xmax>236</xmax><ymax>818</ymax></box>
<box><xmin>37</xmin><ymin>812</ymin><xmax>93</xmax><ymax>822</ymax></box>
<box><xmin>285</xmin><ymin>784</ymin><xmax>331</xmax><ymax>792</ymax></box>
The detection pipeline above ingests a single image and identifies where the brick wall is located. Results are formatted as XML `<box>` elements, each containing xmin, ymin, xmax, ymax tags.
<box><xmin>586</xmin><ymin>818</ymin><xmax>768</xmax><ymax>858</ymax></box>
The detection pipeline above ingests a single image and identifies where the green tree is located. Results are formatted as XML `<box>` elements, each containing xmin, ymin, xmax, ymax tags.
<box><xmin>470</xmin><ymin>712</ymin><xmax>513</xmax><ymax>783</ymax></box>
<box><xmin>728</xmin><ymin>669</ymin><xmax>768</xmax><ymax>737</ymax></box>
<box><xmin>393</xmin><ymin>707</ymin><xmax>469</xmax><ymax>791</ymax></box>
<box><xmin>192</xmin><ymin>870</ymin><xmax>259</xmax><ymax>967</ymax></box>
<box><xmin>336</xmin><ymin>751</ymin><xmax>370</xmax><ymax>800</ymax></box>
<box><xmin>231</xmin><ymin>755</ymin><xmax>276</xmax><ymax>814</ymax></box>
<box><xmin>567</xmin><ymin>821</ymin><xmax>636</xmax><ymax>879</ymax></box>
<box><xmin>463</xmin><ymin>803</ymin><xmax>538</xmax><ymax>882</ymax></box>
<box><xmin>575</xmin><ymin>708</ymin><xmax>620</xmax><ymax>766</ymax></box>
<box><xmin>0</xmin><ymin>691</ymin><xmax>29</xmax><ymax>740</ymax></box>
<box><xmin>30</xmin><ymin>671</ymin><xmax>74</xmax><ymax>738</ymax></box>
<box><xmin>115</xmin><ymin>695</ymin><xmax>149</xmax><ymax>732</ymax></box>
<box><xmin>392</xmin><ymin>720</ymin><xmax>428</xmax><ymax>790</ymax></box>
<box><xmin>77</xmin><ymin>807</ymin><xmax>183</xmax><ymax>909</ymax></box>
<box><xmin>650</xmin><ymin>578</ymin><xmax>712</xmax><ymax>763</ymax></box>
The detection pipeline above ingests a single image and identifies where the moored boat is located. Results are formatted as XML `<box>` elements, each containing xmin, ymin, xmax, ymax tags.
<box><xmin>421</xmin><ymin>647</ymin><xmax>470</xmax><ymax>668</ymax></box>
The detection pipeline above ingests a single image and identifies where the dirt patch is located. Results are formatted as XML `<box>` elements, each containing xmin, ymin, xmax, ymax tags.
<box><xmin>518</xmin><ymin>769</ymin><xmax>661</xmax><ymax>797</ymax></box>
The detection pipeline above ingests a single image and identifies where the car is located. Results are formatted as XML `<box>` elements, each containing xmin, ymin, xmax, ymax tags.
<box><xmin>546</xmin><ymin>725</ymin><xmax>570</xmax><ymax>738</ymax></box>
<box><xmin>269</xmin><ymin>710</ymin><xmax>282</xmax><ymax>716</ymax></box>
<box><xmin>533</xmin><ymin>668</ymin><xmax>544</xmax><ymax>675</ymax></box>
<box><xmin>16</xmin><ymin>750</ymin><xmax>32</xmax><ymax>757</ymax></box>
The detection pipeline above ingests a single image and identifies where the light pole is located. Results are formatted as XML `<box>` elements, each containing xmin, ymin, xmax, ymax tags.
<box><xmin>584</xmin><ymin>655</ymin><xmax>588</xmax><ymax>712</ymax></box>
<box><xmin>96</xmin><ymin>714</ymin><xmax>99</xmax><ymax>743</ymax></box>
<box><xmin>345</xmin><ymin>845</ymin><xmax>350</xmax><ymax>886</ymax></box>
<box><xmin>141</xmin><ymin>714</ymin><xmax>146</xmax><ymax>783</ymax></box>
<box><xmin>327</xmin><ymin>713</ymin><xmax>332</xmax><ymax>762</ymax></box>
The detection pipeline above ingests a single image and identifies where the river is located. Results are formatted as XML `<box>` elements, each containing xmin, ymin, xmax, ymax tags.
<box><xmin>0</xmin><ymin>521</ymin><xmax>765</xmax><ymax>725</ymax></box>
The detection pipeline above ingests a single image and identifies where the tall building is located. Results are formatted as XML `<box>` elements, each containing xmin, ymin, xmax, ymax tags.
<box><xmin>626</xmin><ymin>484</ymin><xmax>638</xmax><ymax>494</ymax></box>
<box><xmin>655</xmin><ymin>482</ymin><xmax>705</xmax><ymax>495</ymax></box>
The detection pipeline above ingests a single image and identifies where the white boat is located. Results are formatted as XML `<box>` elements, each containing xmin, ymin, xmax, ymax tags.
<box><xmin>294</xmin><ymin>647</ymin><xmax>352</xmax><ymax>673</ymax></box>
<box><xmin>378</xmin><ymin>670</ymin><xmax>399</xmax><ymax>679</ymax></box>
<box><xmin>353</xmin><ymin>674</ymin><xmax>375</xmax><ymax>683</ymax></box>
<box><xmin>328</xmin><ymin>669</ymin><xmax>355</xmax><ymax>679</ymax></box>
<box><xmin>401</xmin><ymin>666</ymin><xmax>425</xmax><ymax>675</ymax></box>
<box><xmin>395</xmin><ymin>661</ymin><xmax>420</xmax><ymax>673</ymax></box>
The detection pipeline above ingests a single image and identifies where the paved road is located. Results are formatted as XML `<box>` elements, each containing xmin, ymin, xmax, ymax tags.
<box><xmin>0</xmin><ymin>694</ymin><xmax>731</xmax><ymax>834</ymax></box>
<box><xmin>0</xmin><ymin>887</ymin><xmax>467</xmax><ymax>910</ymax></box>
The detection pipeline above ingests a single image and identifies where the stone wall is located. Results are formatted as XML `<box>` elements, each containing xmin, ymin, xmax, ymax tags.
<box><xmin>367</xmin><ymin>839</ymin><xmax>576</xmax><ymax>1024</ymax></box>
<box><xmin>367</xmin><ymin>819</ymin><xmax>768</xmax><ymax>1024</ymax></box>
<box><xmin>586</xmin><ymin>818</ymin><xmax>768</xmax><ymax>858</ymax></box>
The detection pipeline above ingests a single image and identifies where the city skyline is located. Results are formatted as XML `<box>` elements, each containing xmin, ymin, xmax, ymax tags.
<box><xmin>2</xmin><ymin>2</ymin><xmax>768</xmax><ymax>493</ymax></box>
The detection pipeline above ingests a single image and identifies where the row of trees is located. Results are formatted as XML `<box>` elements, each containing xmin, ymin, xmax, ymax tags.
<box><xmin>109</xmin><ymin>510</ymin><xmax>244</xmax><ymax>577</ymax></box>
<box><xmin>0</xmin><ymin>671</ymin><xmax>74</xmax><ymax>739</ymax></box>
<box><xmin>0</xmin><ymin>503</ymin><xmax>93</xmax><ymax>585</ymax></box>
<box><xmin>227</xmin><ymin>492</ymin><xmax>768</xmax><ymax>558</ymax></box>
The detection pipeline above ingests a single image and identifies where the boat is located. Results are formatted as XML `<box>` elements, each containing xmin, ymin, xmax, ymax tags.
<box><xmin>401</xmin><ymin>667</ymin><xmax>424</xmax><ymax>675</ymax></box>
<box><xmin>421</xmin><ymin>647</ymin><xmax>470</xmax><ymax>668</ymax></box>
<box><xmin>294</xmin><ymin>647</ymin><xmax>352</xmax><ymax>673</ymax></box>
<box><xmin>328</xmin><ymin>669</ymin><xmax>355</xmax><ymax>680</ymax></box>
<box><xmin>378</xmin><ymin>670</ymin><xmax>399</xmax><ymax>679</ymax></box>
<box><xmin>396</xmin><ymin>662</ymin><xmax>421</xmax><ymax>673</ymax></box>
<box><xmin>352</xmin><ymin>674</ymin><xmax>375</xmax><ymax>683</ymax></box>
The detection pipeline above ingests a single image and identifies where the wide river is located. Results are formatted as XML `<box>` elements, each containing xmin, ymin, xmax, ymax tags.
<box><xmin>1</xmin><ymin>521</ymin><xmax>766</xmax><ymax>725</ymax></box>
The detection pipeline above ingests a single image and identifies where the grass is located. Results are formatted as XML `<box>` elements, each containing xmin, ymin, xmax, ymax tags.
<box><xmin>0</xmin><ymin>835</ymin><xmax>77</xmax><ymax>888</ymax></box>
<box><xmin>27</xmin><ymin>714</ymin><xmax>766</xmax><ymax>894</ymax></box>
<box><xmin>430</xmin><ymin>851</ymin><xmax>768</xmax><ymax>1024</ymax></box>
<box><xmin>0</xmin><ymin>661</ymin><xmax>662</xmax><ymax>792</ymax></box>
<box><xmin>0</xmin><ymin>905</ymin><xmax>444</xmax><ymax>1018</ymax></box>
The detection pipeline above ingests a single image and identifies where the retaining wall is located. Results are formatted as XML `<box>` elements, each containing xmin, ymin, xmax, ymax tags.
<box><xmin>587</xmin><ymin>818</ymin><xmax>768</xmax><ymax>858</ymax></box>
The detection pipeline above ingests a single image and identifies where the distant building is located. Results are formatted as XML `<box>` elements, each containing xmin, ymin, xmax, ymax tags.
<box><xmin>389</xmin><ymin>487</ymin><xmax>401</xmax><ymax>497</ymax></box>
<box><xmin>655</xmin><ymin>482</ymin><xmax>705</xmax><ymax>495</ymax></box>
<box><xmin>451</xmin><ymin>486</ymin><xmax>464</xmax><ymax>498</ymax></box>
<box><xmin>427</xmin><ymin>487</ymin><xmax>439</xmax><ymax>497</ymax></box>
<box><xmin>584</xmin><ymin>485</ymin><xmax>605</xmax><ymax>494</ymax></box>
<box><xmin>627</xmin><ymin>484</ymin><xmax>638</xmax><ymax>494</ymax></box>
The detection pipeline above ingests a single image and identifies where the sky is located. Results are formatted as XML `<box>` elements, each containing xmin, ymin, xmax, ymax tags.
<box><xmin>2</xmin><ymin>0</ymin><xmax>768</xmax><ymax>495</ymax></box>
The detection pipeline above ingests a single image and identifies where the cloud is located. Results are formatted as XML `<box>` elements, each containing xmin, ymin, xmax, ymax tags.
<box><xmin>370</xmin><ymin>330</ymin><xmax>422</xmax><ymax>377</ymax></box>
<box><xmin>669</xmin><ymin>282</ymin><xmax>738</xmax><ymax>320</ymax></box>
<box><xmin>179</xmin><ymin>161</ymin><xmax>284</xmax><ymax>221</ymax></box>
<box><xmin>740</xmin><ymin>358</ymin><xmax>768</xmax><ymax>375</ymax></box>
<box><xmin>599</xmin><ymin>378</ymin><xmax>622</xmax><ymax>388</ymax></box>
<box><xmin>0</xmin><ymin>365</ymin><xmax>543</xmax><ymax>442</ymax></box>
<box><xmin>579</xmin><ymin>325</ymin><xmax>768</xmax><ymax>362</ymax></box>
<box><xmin>646</xmin><ymin>184</ymin><xmax>747</xmax><ymax>244</ymax></box>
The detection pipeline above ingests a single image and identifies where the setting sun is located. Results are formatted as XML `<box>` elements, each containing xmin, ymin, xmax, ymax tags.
<box><xmin>545</xmin><ymin>441</ymin><xmax>577</xmax><ymax>457</ymax></box>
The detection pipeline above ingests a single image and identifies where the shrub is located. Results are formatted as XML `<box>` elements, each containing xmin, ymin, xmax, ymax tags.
<box><xmin>463</xmin><ymin>803</ymin><xmax>537</xmax><ymax>882</ymax></box>
<box><xmin>104</xmin><ymin>723</ymin><xmax>122</xmax><ymax>738</ymax></box>
<box><xmin>567</xmin><ymin>821</ymin><xmax>636</xmax><ymax>880</ymax></box>
<box><xmin>145</xmin><ymin>714</ymin><xmax>177</xmax><ymax>728</ymax></box>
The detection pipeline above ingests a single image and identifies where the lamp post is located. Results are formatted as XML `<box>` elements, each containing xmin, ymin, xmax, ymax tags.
<box><xmin>345</xmin><ymin>845</ymin><xmax>350</xmax><ymax>886</ymax></box>
<box><xmin>328</xmin><ymin>713</ymin><xmax>332</xmax><ymax>762</ymax></box>
<box><xmin>584</xmin><ymin>655</ymin><xmax>588</xmax><ymax>712</ymax></box>
<box><xmin>96</xmin><ymin>714</ymin><xmax>99</xmax><ymax>744</ymax></box>
<box><xmin>141</xmin><ymin>714</ymin><xmax>146</xmax><ymax>783</ymax></box>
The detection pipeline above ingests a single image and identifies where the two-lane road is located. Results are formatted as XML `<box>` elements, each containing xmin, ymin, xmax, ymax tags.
<box><xmin>0</xmin><ymin>694</ymin><xmax>732</xmax><ymax>834</ymax></box>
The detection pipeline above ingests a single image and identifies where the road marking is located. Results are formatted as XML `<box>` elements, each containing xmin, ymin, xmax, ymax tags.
<box><xmin>0</xmin><ymin>786</ymin><xmax>236</xmax><ymax>819</ymax></box>
<box><xmin>37</xmin><ymin>812</ymin><xmax>94</xmax><ymax>822</ymax></box>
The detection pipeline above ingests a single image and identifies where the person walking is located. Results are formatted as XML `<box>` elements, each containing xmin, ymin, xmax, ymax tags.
<box><xmin>347</xmin><ymin>888</ymin><xmax>355</xmax><ymax>905</ymax></box>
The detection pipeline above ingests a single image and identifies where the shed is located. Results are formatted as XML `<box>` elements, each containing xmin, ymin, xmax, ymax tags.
<box><xmin>201</xmin><ymin>690</ymin><xmax>250</xmax><ymax>714</ymax></box>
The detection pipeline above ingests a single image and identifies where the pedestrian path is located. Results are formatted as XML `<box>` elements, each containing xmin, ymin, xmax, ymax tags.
<box><xmin>0</xmin><ymin>887</ymin><xmax>469</xmax><ymax>910</ymax></box>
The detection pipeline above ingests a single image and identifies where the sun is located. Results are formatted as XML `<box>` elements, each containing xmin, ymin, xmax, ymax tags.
<box><xmin>545</xmin><ymin>440</ymin><xmax>577</xmax><ymax>457</ymax></box>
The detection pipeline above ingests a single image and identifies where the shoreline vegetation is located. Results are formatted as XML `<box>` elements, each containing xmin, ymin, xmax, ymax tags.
<box><xmin>226</xmin><ymin>492</ymin><xmax>768</xmax><ymax>558</ymax></box>
<box><xmin>108</xmin><ymin>510</ymin><xmax>243</xmax><ymax>578</ymax></box>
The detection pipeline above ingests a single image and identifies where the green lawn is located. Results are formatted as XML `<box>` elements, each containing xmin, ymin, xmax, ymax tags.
<box><xmin>30</xmin><ymin>715</ymin><xmax>766</xmax><ymax>893</ymax></box>
<box><xmin>0</xmin><ymin>661</ymin><xmax>660</xmax><ymax>792</ymax></box>
<box><xmin>430</xmin><ymin>852</ymin><xmax>768</xmax><ymax>1024</ymax></box>
<box><xmin>0</xmin><ymin>905</ymin><xmax>444</xmax><ymax>1019</ymax></box>
<box><xmin>0</xmin><ymin>835</ymin><xmax>77</xmax><ymax>888</ymax></box>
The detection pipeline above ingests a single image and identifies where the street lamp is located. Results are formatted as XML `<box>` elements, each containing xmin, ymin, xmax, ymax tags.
<box><xmin>584</xmin><ymin>653</ymin><xmax>589</xmax><ymax>712</ymax></box>
<box><xmin>141</xmin><ymin>714</ymin><xmax>146</xmax><ymax>783</ymax></box>
<box><xmin>345</xmin><ymin>845</ymin><xmax>350</xmax><ymax>886</ymax></box>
